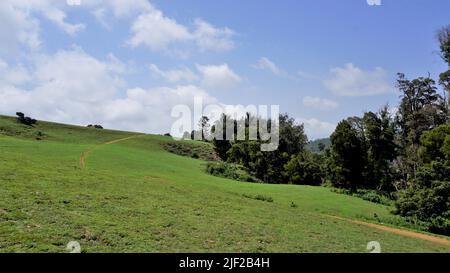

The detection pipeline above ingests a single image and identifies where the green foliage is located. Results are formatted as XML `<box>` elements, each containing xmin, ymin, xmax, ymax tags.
<box><xmin>284</xmin><ymin>153</ymin><xmax>323</xmax><ymax>186</ymax></box>
<box><xmin>211</xmin><ymin>114</ymin><xmax>232</xmax><ymax>160</ymax></box>
<box><xmin>328</xmin><ymin>120</ymin><xmax>365</xmax><ymax>190</ymax></box>
<box><xmin>363</xmin><ymin>108</ymin><xmax>398</xmax><ymax>191</ymax></box>
<box><xmin>437</xmin><ymin>25</ymin><xmax>450</xmax><ymax>66</ymax></box>
<box><xmin>396</xmin><ymin>74</ymin><xmax>446</xmax><ymax>139</ymax></box>
<box><xmin>16</xmin><ymin>112</ymin><xmax>37</xmax><ymax>126</ymax></box>
<box><xmin>161</xmin><ymin>141</ymin><xmax>219</xmax><ymax>161</ymax></box>
<box><xmin>2</xmin><ymin>114</ymin><xmax>448</xmax><ymax>252</ymax></box>
<box><xmin>206</xmin><ymin>161</ymin><xmax>261</xmax><ymax>183</ymax></box>
<box><xmin>395</xmin><ymin>124</ymin><xmax>450</xmax><ymax>235</ymax></box>
<box><xmin>87</xmin><ymin>124</ymin><xmax>103</xmax><ymax>129</ymax></box>
<box><xmin>418</xmin><ymin>123</ymin><xmax>450</xmax><ymax>163</ymax></box>
<box><xmin>331</xmin><ymin>188</ymin><xmax>393</xmax><ymax>206</ymax></box>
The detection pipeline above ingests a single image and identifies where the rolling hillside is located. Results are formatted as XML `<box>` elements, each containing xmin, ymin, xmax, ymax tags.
<box><xmin>0</xmin><ymin>115</ymin><xmax>449</xmax><ymax>252</ymax></box>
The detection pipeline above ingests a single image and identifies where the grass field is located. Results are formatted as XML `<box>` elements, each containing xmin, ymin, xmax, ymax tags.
<box><xmin>1</xmin><ymin>115</ymin><xmax>449</xmax><ymax>252</ymax></box>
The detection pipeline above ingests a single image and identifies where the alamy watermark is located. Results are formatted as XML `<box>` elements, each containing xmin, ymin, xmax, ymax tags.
<box><xmin>170</xmin><ymin>97</ymin><xmax>280</xmax><ymax>151</ymax></box>
<box><xmin>366</xmin><ymin>241</ymin><xmax>381</xmax><ymax>253</ymax></box>
<box><xmin>66</xmin><ymin>241</ymin><xmax>81</xmax><ymax>253</ymax></box>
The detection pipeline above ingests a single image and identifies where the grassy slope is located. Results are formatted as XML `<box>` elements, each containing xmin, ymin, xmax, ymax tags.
<box><xmin>0</xmin><ymin>115</ymin><xmax>449</xmax><ymax>252</ymax></box>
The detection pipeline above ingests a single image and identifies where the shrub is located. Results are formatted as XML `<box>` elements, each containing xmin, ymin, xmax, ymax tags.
<box><xmin>162</xmin><ymin>142</ymin><xmax>219</xmax><ymax>161</ymax></box>
<box><xmin>87</xmin><ymin>124</ymin><xmax>103</xmax><ymax>129</ymax></box>
<box><xmin>429</xmin><ymin>215</ymin><xmax>450</xmax><ymax>235</ymax></box>
<box><xmin>16</xmin><ymin>112</ymin><xmax>37</xmax><ymax>126</ymax></box>
<box><xmin>332</xmin><ymin>188</ymin><xmax>393</xmax><ymax>206</ymax></box>
<box><xmin>284</xmin><ymin>153</ymin><xmax>323</xmax><ymax>186</ymax></box>
<box><xmin>206</xmin><ymin>162</ymin><xmax>261</xmax><ymax>183</ymax></box>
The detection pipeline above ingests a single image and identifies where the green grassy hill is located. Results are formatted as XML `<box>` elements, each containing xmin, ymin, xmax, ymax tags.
<box><xmin>1</xmin><ymin>115</ymin><xmax>449</xmax><ymax>252</ymax></box>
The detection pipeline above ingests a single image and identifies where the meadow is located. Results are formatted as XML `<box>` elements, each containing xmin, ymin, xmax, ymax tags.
<box><xmin>0</xmin><ymin>115</ymin><xmax>449</xmax><ymax>252</ymax></box>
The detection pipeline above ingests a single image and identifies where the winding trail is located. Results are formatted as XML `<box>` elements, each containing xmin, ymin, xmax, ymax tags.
<box><xmin>77</xmin><ymin>133</ymin><xmax>450</xmax><ymax>249</ymax></box>
<box><xmin>79</xmin><ymin>135</ymin><xmax>144</xmax><ymax>168</ymax></box>
<box><xmin>325</xmin><ymin>214</ymin><xmax>450</xmax><ymax>248</ymax></box>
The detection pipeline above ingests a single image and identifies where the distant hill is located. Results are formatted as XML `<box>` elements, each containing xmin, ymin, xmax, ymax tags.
<box><xmin>306</xmin><ymin>138</ymin><xmax>331</xmax><ymax>153</ymax></box>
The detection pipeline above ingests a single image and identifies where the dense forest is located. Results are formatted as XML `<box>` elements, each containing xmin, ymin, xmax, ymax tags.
<box><xmin>187</xmin><ymin>26</ymin><xmax>450</xmax><ymax>236</ymax></box>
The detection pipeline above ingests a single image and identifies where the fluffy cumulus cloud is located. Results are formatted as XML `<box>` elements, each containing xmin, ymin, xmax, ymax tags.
<box><xmin>323</xmin><ymin>63</ymin><xmax>392</xmax><ymax>97</ymax></box>
<box><xmin>297</xmin><ymin>118</ymin><xmax>336</xmax><ymax>139</ymax></box>
<box><xmin>128</xmin><ymin>13</ymin><xmax>235</xmax><ymax>53</ymax></box>
<box><xmin>302</xmin><ymin>96</ymin><xmax>338</xmax><ymax>110</ymax></box>
<box><xmin>0</xmin><ymin>0</ymin><xmax>234</xmax><ymax>55</ymax></box>
<box><xmin>0</xmin><ymin>0</ymin><xmax>84</xmax><ymax>49</ymax></box>
<box><xmin>196</xmin><ymin>64</ymin><xmax>242</xmax><ymax>90</ymax></box>
<box><xmin>192</xmin><ymin>19</ymin><xmax>235</xmax><ymax>52</ymax></box>
<box><xmin>127</xmin><ymin>9</ymin><xmax>192</xmax><ymax>51</ymax></box>
<box><xmin>0</xmin><ymin>49</ymin><xmax>218</xmax><ymax>134</ymax></box>
<box><xmin>0</xmin><ymin>1</ymin><xmax>40</xmax><ymax>53</ymax></box>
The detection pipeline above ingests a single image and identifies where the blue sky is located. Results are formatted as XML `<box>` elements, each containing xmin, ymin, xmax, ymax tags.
<box><xmin>0</xmin><ymin>0</ymin><xmax>449</xmax><ymax>139</ymax></box>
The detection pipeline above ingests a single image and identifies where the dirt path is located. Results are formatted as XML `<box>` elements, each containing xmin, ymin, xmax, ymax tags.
<box><xmin>326</xmin><ymin>214</ymin><xmax>450</xmax><ymax>248</ymax></box>
<box><xmin>79</xmin><ymin>135</ymin><xmax>144</xmax><ymax>168</ymax></box>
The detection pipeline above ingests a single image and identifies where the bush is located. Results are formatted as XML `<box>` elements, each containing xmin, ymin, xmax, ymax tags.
<box><xmin>87</xmin><ymin>124</ymin><xmax>103</xmax><ymax>129</ymax></box>
<box><xmin>162</xmin><ymin>142</ymin><xmax>219</xmax><ymax>161</ymax></box>
<box><xmin>394</xmin><ymin>163</ymin><xmax>449</xmax><ymax>235</ymax></box>
<box><xmin>284</xmin><ymin>153</ymin><xmax>323</xmax><ymax>186</ymax></box>
<box><xmin>332</xmin><ymin>188</ymin><xmax>393</xmax><ymax>206</ymax></box>
<box><xmin>429</xmin><ymin>216</ymin><xmax>450</xmax><ymax>235</ymax></box>
<box><xmin>16</xmin><ymin>112</ymin><xmax>37</xmax><ymax>126</ymax></box>
<box><xmin>206</xmin><ymin>162</ymin><xmax>261</xmax><ymax>183</ymax></box>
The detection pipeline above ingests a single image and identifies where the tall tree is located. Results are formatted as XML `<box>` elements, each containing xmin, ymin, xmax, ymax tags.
<box><xmin>211</xmin><ymin>114</ymin><xmax>232</xmax><ymax>160</ymax></box>
<box><xmin>328</xmin><ymin>120</ymin><xmax>366</xmax><ymax>190</ymax></box>
<box><xmin>198</xmin><ymin>116</ymin><xmax>210</xmax><ymax>141</ymax></box>
<box><xmin>363</xmin><ymin>107</ymin><xmax>397</xmax><ymax>191</ymax></box>
<box><xmin>437</xmin><ymin>26</ymin><xmax>450</xmax><ymax>113</ymax></box>
<box><xmin>395</xmin><ymin>73</ymin><xmax>447</xmax><ymax>179</ymax></box>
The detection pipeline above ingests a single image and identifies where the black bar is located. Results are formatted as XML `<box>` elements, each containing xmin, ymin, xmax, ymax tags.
<box><xmin>1</xmin><ymin>253</ymin><xmax>448</xmax><ymax>272</ymax></box>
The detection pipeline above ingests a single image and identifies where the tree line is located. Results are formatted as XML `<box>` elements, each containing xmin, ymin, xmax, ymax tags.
<box><xmin>187</xmin><ymin>26</ymin><xmax>450</xmax><ymax>235</ymax></box>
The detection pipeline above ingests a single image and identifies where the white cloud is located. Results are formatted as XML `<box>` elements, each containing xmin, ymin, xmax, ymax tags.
<box><xmin>38</xmin><ymin>4</ymin><xmax>85</xmax><ymax>35</ymax></box>
<box><xmin>101</xmin><ymin>85</ymin><xmax>218</xmax><ymax>133</ymax></box>
<box><xmin>0</xmin><ymin>1</ymin><xmax>41</xmax><ymax>53</ymax></box>
<box><xmin>149</xmin><ymin>64</ymin><xmax>199</xmax><ymax>83</ymax></box>
<box><xmin>196</xmin><ymin>64</ymin><xmax>241</xmax><ymax>90</ymax></box>
<box><xmin>127</xmin><ymin>9</ymin><xmax>235</xmax><ymax>53</ymax></box>
<box><xmin>253</xmin><ymin>57</ymin><xmax>281</xmax><ymax>75</ymax></box>
<box><xmin>297</xmin><ymin>118</ymin><xmax>336</xmax><ymax>139</ymax></box>
<box><xmin>90</xmin><ymin>0</ymin><xmax>153</xmax><ymax>18</ymax></box>
<box><xmin>0</xmin><ymin>1</ymin><xmax>235</xmax><ymax>55</ymax></box>
<box><xmin>127</xmin><ymin>9</ymin><xmax>192</xmax><ymax>51</ymax></box>
<box><xmin>0</xmin><ymin>48</ymin><xmax>220</xmax><ymax>134</ymax></box>
<box><xmin>323</xmin><ymin>63</ymin><xmax>392</xmax><ymax>97</ymax></box>
<box><xmin>193</xmin><ymin>19</ymin><xmax>235</xmax><ymax>52</ymax></box>
<box><xmin>302</xmin><ymin>96</ymin><xmax>338</xmax><ymax>110</ymax></box>
<box><xmin>0</xmin><ymin>0</ymin><xmax>88</xmax><ymax>53</ymax></box>
<box><xmin>0</xmin><ymin>59</ymin><xmax>31</xmax><ymax>86</ymax></box>
<box><xmin>8</xmin><ymin>1</ymin><xmax>84</xmax><ymax>34</ymax></box>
